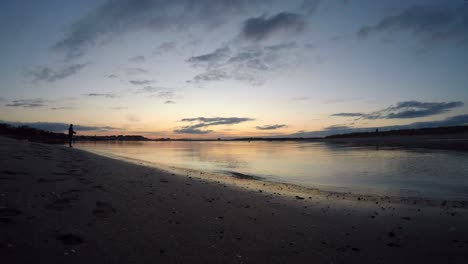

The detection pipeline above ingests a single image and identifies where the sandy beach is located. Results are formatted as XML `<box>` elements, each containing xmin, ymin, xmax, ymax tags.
<box><xmin>1</xmin><ymin>136</ymin><xmax>468</xmax><ymax>263</ymax></box>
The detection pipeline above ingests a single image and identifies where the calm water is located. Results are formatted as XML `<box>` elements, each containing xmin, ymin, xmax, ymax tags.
<box><xmin>75</xmin><ymin>141</ymin><xmax>468</xmax><ymax>200</ymax></box>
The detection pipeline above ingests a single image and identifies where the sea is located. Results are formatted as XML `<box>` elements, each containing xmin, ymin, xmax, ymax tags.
<box><xmin>75</xmin><ymin>140</ymin><xmax>468</xmax><ymax>200</ymax></box>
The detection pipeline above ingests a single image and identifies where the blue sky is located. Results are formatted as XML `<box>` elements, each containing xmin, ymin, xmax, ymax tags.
<box><xmin>1</xmin><ymin>0</ymin><xmax>467</xmax><ymax>138</ymax></box>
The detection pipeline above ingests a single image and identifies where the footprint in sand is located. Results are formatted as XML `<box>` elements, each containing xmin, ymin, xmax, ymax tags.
<box><xmin>56</xmin><ymin>234</ymin><xmax>85</xmax><ymax>245</ymax></box>
<box><xmin>92</xmin><ymin>202</ymin><xmax>116</xmax><ymax>218</ymax></box>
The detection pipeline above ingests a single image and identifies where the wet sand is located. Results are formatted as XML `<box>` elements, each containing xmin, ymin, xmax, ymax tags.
<box><xmin>1</xmin><ymin>136</ymin><xmax>468</xmax><ymax>263</ymax></box>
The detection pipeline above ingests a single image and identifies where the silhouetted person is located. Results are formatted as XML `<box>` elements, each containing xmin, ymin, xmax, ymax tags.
<box><xmin>68</xmin><ymin>124</ymin><xmax>76</xmax><ymax>148</ymax></box>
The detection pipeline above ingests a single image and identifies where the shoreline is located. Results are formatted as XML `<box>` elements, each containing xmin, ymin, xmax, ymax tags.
<box><xmin>1</xmin><ymin>136</ymin><xmax>468</xmax><ymax>263</ymax></box>
<box><xmin>77</xmin><ymin>145</ymin><xmax>468</xmax><ymax>206</ymax></box>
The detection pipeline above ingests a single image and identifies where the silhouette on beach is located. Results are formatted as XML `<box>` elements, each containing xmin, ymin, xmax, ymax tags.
<box><xmin>68</xmin><ymin>124</ymin><xmax>76</xmax><ymax>147</ymax></box>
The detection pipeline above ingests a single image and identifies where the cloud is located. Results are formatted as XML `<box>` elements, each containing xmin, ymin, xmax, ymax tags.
<box><xmin>131</xmin><ymin>86</ymin><xmax>177</xmax><ymax>99</ymax></box>
<box><xmin>126</xmin><ymin>68</ymin><xmax>148</xmax><ymax>75</ymax></box>
<box><xmin>128</xmin><ymin>55</ymin><xmax>145</xmax><ymax>63</ymax></box>
<box><xmin>86</xmin><ymin>93</ymin><xmax>117</xmax><ymax>98</ymax></box>
<box><xmin>105</xmin><ymin>74</ymin><xmax>118</xmax><ymax>78</ymax></box>
<box><xmin>52</xmin><ymin>0</ymin><xmax>272</xmax><ymax>60</ymax></box>
<box><xmin>51</xmin><ymin>107</ymin><xmax>75</xmax><ymax>110</ymax></box>
<box><xmin>187</xmin><ymin>42</ymin><xmax>299</xmax><ymax>84</ymax></box>
<box><xmin>5</xmin><ymin>99</ymin><xmax>45</xmax><ymax>108</ymax></box>
<box><xmin>174</xmin><ymin>117</ymin><xmax>254</xmax><ymax>134</ymax></box>
<box><xmin>256</xmin><ymin>124</ymin><xmax>287</xmax><ymax>130</ymax></box>
<box><xmin>153</xmin><ymin>91</ymin><xmax>176</xmax><ymax>99</ymax></box>
<box><xmin>164</xmin><ymin>100</ymin><xmax>175</xmax><ymax>104</ymax></box>
<box><xmin>173</xmin><ymin>128</ymin><xmax>212</xmax><ymax>134</ymax></box>
<box><xmin>110</xmin><ymin>106</ymin><xmax>128</xmax><ymax>110</ymax></box>
<box><xmin>157</xmin><ymin>41</ymin><xmax>176</xmax><ymax>53</ymax></box>
<box><xmin>299</xmin><ymin>0</ymin><xmax>320</xmax><ymax>15</ymax></box>
<box><xmin>187</xmin><ymin>46</ymin><xmax>231</xmax><ymax>65</ymax></box>
<box><xmin>331</xmin><ymin>112</ymin><xmax>365</xmax><ymax>117</ymax></box>
<box><xmin>332</xmin><ymin>101</ymin><xmax>464</xmax><ymax>120</ymax></box>
<box><xmin>1</xmin><ymin>121</ymin><xmax>118</xmax><ymax>132</ymax></box>
<box><xmin>241</xmin><ymin>12</ymin><xmax>306</xmax><ymax>41</ymax></box>
<box><xmin>129</xmin><ymin>79</ymin><xmax>155</xmax><ymax>85</ymax></box>
<box><xmin>357</xmin><ymin>4</ymin><xmax>468</xmax><ymax>45</ymax></box>
<box><xmin>190</xmin><ymin>70</ymin><xmax>230</xmax><ymax>82</ymax></box>
<box><xmin>32</xmin><ymin>63</ymin><xmax>87</xmax><ymax>82</ymax></box>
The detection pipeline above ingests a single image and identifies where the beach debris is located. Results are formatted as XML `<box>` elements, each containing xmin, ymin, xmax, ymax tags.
<box><xmin>295</xmin><ymin>196</ymin><xmax>305</xmax><ymax>200</ymax></box>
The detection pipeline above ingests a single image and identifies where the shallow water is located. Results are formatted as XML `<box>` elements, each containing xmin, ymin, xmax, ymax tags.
<box><xmin>75</xmin><ymin>141</ymin><xmax>468</xmax><ymax>200</ymax></box>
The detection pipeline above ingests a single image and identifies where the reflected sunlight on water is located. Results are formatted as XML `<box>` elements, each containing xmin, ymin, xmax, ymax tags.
<box><xmin>76</xmin><ymin>141</ymin><xmax>468</xmax><ymax>200</ymax></box>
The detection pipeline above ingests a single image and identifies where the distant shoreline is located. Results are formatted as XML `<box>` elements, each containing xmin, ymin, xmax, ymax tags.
<box><xmin>1</xmin><ymin>123</ymin><xmax>468</xmax><ymax>151</ymax></box>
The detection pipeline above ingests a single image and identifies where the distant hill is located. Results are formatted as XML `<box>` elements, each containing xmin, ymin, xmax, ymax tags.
<box><xmin>325</xmin><ymin>125</ymin><xmax>468</xmax><ymax>139</ymax></box>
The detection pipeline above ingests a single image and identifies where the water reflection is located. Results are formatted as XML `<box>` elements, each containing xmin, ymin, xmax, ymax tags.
<box><xmin>75</xmin><ymin>141</ymin><xmax>468</xmax><ymax>200</ymax></box>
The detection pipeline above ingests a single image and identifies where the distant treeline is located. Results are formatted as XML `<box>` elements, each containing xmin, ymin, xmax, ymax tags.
<box><xmin>2</xmin><ymin>123</ymin><xmax>468</xmax><ymax>143</ymax></box>
<box><xmin>325</xmin><ymin>125</ymin><xmax>468</xmax><ymax>139</ymax></box>
<box><xmin>0</xmin><ymin>123</ymin><xmax>151</xmax><ymax>144</ymax></box>
<box><xmin>0</xmin><ymin>123</ymin><xmax>68</xmax><ymax>144</ymax></box>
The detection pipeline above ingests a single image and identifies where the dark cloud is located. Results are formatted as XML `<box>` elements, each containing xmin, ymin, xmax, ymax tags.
<box><xmin>174</xmin><ymin>117</ymin><xmax>253</xmax><ymax>134</ymax></box>
<box><xmin>299</xmin><ymin>0</ymin><xmax>320</xmax><ymax>15</ymax></box>
<box><xmin>105</xmin><ymin>74</ymin><xmax>118</xmax><ymax>78</ymax></box>
<box><xmin>86</xmin><ymin>93</ymin><xmax>117</xmax><ymax>98</ymax></box>
<box><xmin>129</xmin><ymin>79</ymin><xmax>154</xmax><ymax>85</ymax></box>
<box><xmin>32</xmin><ymin>63</ymin><xmax>87</xmax><ymax>82</ymax></box>
<box><xmin>242</xmin><ymin>12</ymin><xmax>306</xmax><ymax>41</ymax></box>
<box><xmin>5</xmin><ymin>99</ymin><xmax>45</xmax><ymax>108</ymax></box>
<box><xmin>358</xmin><ymin>4</ymin><xmax>468</xmax><ymax>45</ymax></box>
<box><xmin>173</xmin><ymin>128</ymin><xmax>212</xmax><ymax>134</ymax></box>
<box><xmin>332</xmin><ymin>101</ymin><xmax>464</xmax><ymax>120</ymax></box>
<box><xmin>164</xmin><ymin>100</ymin><xmax>176</xmax><ymax>104</ymax></box>
<box><xmin>256</xmin><ymin>124</ymin><xmax>287</xmax><ymax>130</ymax></box>
<box><xmin>52</xmin><ymin>0</ymin><xmax>271</xmax><ymax>60</ymax></box>
<box><xmin>187</xmin><ymin>46</ymin><xmax>231</xmax><ymax>65</ymax></box>
<box><xmin>128</xmin><ymin>55</ymin><xmax>145</xmax><ymax>63</ymax></box>
<box><xmin>187</xmin><ymin>42</ymin><xmax>299</xmax><ymax>84</ymax></box>
<box><xmin>190</xmin><ymin>70</ymin><xmax>230</xmax><ymax>82</ymax></box>
<box><xmin>2</xmin><ymin>121</ymin><xmax>118</xmax><ymax>132</ymax></box>
<box><xmin>331</xmin><ymin>112</ymin><xmax>365</xmax><ymax>117</ymax></box>
<box><xmin>158</xmin><ymin>41</ymin><xmax>176</xmax><ymax>53</ymax></box>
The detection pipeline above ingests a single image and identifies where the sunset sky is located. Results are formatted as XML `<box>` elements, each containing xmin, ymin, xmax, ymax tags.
<box><xmin>1</xmin><ymin>0</ymin><xmax>467</xmax><ymax>138</ymax></box>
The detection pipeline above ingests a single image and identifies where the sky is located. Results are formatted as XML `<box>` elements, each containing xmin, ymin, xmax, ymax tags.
<box><xmin>0</xmin><ymin>0</ymin><xmax>467</xmax><ymax>138</ymax></box>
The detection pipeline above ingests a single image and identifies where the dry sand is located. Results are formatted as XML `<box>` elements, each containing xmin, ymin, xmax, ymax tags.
<box><xmin>1</xmin><ymin>136</ymin><xmax>467</xmax><ymax>263</ymax></box>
